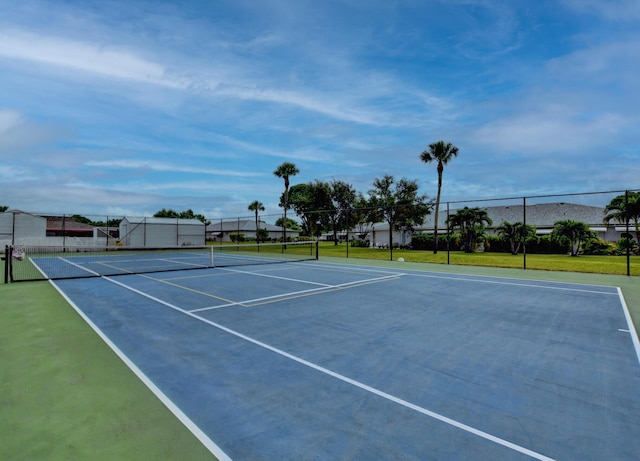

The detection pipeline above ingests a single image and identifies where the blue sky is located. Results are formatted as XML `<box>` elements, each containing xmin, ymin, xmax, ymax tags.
<box><xmin>1</xmin><ymin>0</ymin><xmax>639</xmax><ymax>221</ymax></box>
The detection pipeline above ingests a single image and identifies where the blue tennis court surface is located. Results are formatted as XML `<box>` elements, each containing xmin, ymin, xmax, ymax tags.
<box><xmin>51</xmin><ymin>261</ymin><xmax>640</xmax><ymax>460</ymax></box>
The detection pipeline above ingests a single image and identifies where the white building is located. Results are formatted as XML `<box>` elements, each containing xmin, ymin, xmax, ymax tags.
<box><xmin>119</xmin><ymin>217</ymin><xmax>205</xmax><ymax>247</ymax></box>
<box><xmin>0</xmin><ymin>210</ymin><xmax>47</xmax><ymax>247</ymax></box>
<box><xmin>206</xmin><ymin>219</ymin><xmax>300</xmax><ymax>242</ymax></box>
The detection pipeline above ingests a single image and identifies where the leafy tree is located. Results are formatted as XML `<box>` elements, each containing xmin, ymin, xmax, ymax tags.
<box><xmin>495</xmin><ymin>221</ymin><xmax>537</xmax><ymax>255</ymax></box>
<box><xmin>326</xmin><ymin>180</ymin><xmax>357</xmax><ymax>245</ymax></box>
<box><xmin>273</xmin><ymin>162</ymin><xmax>300</xmax><ymax>243</ymax></box>
<box><xmin>447</xmin><ymin>207</ymin><xmax>492</xmax><ymax>253</ymax></box>
<box><xmin>1</xmin><ymin>206</ymin><xmax>10</xmax><ymax>212</ymax></box>
<box><xmin>275</xmin><ymin>217</ymin><xmax>302</xmax><ymax>232</ymax></box>
<box><xmin>286</xmin><ymin>182</ymin><xmax>330</xmax><ymax>237</ymax></box>
<box><xmin>247</xmin><ymin>200</ymin><xmax>265</xmax><ymax>243</ymax></box>
<box><xmin>71</xmin><ymin>214</ymin><xmax>92</xmax><ymax>224</ymax></box>
<box><xmin>351</xmin><ymin>193</ymin><xmax>374</xmax><ymax>241</ymax></box>
<box><xmin>603</xmin><ymin>191</ymin><xmax>640</xmax><ymax>243</ymax></box>
<box><xmin>368</xmin><ymin>175</ymin><xmax>431</xmax><ymax>254</ymax></box>
<box><xmin>420</xmin><ymin>140</ymin><xmax>459</xmax><ymax>253</ymax></box>
<box><xmin>551</xmin><ymin>219</ymin><xmax>594</xmax><ymax>256</ymax></box>
<box><xmin>153</xmin><ymin>208</ymin><xmax>209</xmax><ymax>224</ymax></box>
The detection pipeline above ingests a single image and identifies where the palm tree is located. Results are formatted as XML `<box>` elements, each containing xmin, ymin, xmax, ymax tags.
<box><xmin>551</xmin><ymin>219</ymin><xmax>594</xmax><ymax>256</ymax></box>
<box><xmin>603</xmin><ymin>191</ymin><xmax>640</xmax><ymax>243</ymax></box>
<box><xmin>247</xmin><ymin>200</ymin><xmax>265</xmax><ymax>243</ymax></box>
<box><xmin>420</xmin><ymin>141</ymin><xmax>459</xmax><ymax>253</ymax></box>
<box><xmin>273</xmin><ymin>162</ymin><xmax>300</xmax><ymax>243</ymax></box>
<box><xmin>446</xmin><ymin>206</ymin><xmax>492</xmax><ymax>253</ymax></box>
<box><xmin>496</xmin><ymin>221</ymin><xmax>536</xmax><ymax>255</ymax></box>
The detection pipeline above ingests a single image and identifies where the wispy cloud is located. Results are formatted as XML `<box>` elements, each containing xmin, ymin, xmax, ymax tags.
<box><xmin>85</xmin><ymin>159</ymin><xmax>263</xmax><ymax>177</ymax></box>
<box><xmin>0</xmin><ymin>30</ymin><xmax>185</xmax><ymax>88</ymax></box>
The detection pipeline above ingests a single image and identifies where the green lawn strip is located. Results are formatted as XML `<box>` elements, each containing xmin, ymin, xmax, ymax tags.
<box><xmin>319</xmin><ymin>255</ymin><xmax>640</xmax><ymax>335</ymax></box>
<box><xmin>0</xmin><ymin>281</ymin><xmax>216</xmax><ymax>461</ymax></box>
<box><xmin>319</xmin><ymin>243</ymin><xmax>639</xmax><ymax>276</ymax></box>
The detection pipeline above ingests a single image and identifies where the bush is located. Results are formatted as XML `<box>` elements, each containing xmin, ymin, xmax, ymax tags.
<box><xmin>410</xmin><ymin>233</ymin><xmax>449</xmax><ymax>251</ymax></box>
<box><xmin>484</xmin><ymin>235</ymin><xmax>511</xmax><ymax>253</ymax></box>
<box><xmin>230</xmin><ymin>233</ymin><xmax>245</xmax><ymax>242</ymax></box>
<box><xmin>350</xmin><ymin>239</ymin><xmax>369</xmax><ymax>248</ymax></box>
<box><xmin>617</xmin><ymin>237</ymin><xmax>639</xmax><ymax>255</ymax></box>
<box><xmin>526</xmin><ymin>235</ymin><xmax>567</xmax><ymax>254</ymax></box>
<box><xmin>582</xmin><ymin>238</ymin><xmax>615</xmax><ymax>255</ymax></box>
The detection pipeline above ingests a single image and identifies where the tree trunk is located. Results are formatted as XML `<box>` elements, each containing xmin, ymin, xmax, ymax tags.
<box><xmin>433</xmin><ymin>164</ymin><xmax>443</xmax><ymax>254</ymax></box>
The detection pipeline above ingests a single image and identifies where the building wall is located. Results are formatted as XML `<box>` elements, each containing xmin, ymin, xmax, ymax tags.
<box><xmin>0</xmin><ymin>211</ymin><xmax>47</xmax><ymax>246</ymax></box>
<box><xmin>120</xmin><ymin>218</ymin><xmax>205</xmax><ymax>247</ymax></box>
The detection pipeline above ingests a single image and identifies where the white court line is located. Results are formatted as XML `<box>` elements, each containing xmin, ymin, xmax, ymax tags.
<box><xmin>618</xmin><ymin>287</ymin><xmax>640</xmax><ymax>366</ymax></box>
<box><xmin>48</xmin><ymin>279</ymin><xmax>232</xmax><ymax>461</ymax></box>
<box><xmin>408</xmin><ymin>271</ymin><xmax>619</xmax><ymax>295</ymax></box>
<box><xmin>218</xmin><ymin>266</ymin><xmax>334</xmax><ymax>287</ymax></box>
<box><xmin>57</xmin><ymin>256</ymin><xmax>102</xmax><ymax>276</ymax></box>
<box><xmin>103</xmin><ymin>275</ymin><xmax>557</xmax><ymax>461</ymax></box>
<box><xmin>189</xmin><ymin>273</ymin><xmax>405</xmax><ymax>313</ymax></box>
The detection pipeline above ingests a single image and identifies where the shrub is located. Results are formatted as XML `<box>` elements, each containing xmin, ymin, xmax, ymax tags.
<box><xmin>410</xmin><ymin>233</ymin><xmax>449</xmax><ymax>251</ymax></box>
<box><xmin>526</xmin><ymin>235</ymin><xmax>566</xmax><ymax>254</ymax></box>
<box><xmin>582</xmin><ymin>238</ymin><xmax>615</xmax><ymax>255</ymax></box>
<box><xmin>617</xmin><ymin>237</ymin><xmax>639</xmax><ymax>255</ymax></box>
<box><xmin>230</xmin><ymin>233</ymin><xmax>245</xmax><ymax>242</ymax></box>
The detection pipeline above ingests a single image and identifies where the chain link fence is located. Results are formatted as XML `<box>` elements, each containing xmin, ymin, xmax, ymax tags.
<box><xmin>2</xmin><ymin>189</ymin><xmax>639</xmax><ymax>277</ymax></box>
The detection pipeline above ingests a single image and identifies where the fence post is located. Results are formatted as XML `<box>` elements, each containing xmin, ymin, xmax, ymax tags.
<box><xmin>446</xmin><ymin>202</ymin><xmax>450</xmax><ymax>265</ymax></box>
<box><xmin>626</xmin><ymin>190</ymin><xmax>631</xmax><ymax>276</ymax></box>
<box><xmin>523</xmin><ymin>196</ymin><xmax>527</xmax><ymax>270</ymax></box>
<box><xmin>4</xmin><ymin>245</ymin><xmax>9</xmax><ymax>284</ymax></box>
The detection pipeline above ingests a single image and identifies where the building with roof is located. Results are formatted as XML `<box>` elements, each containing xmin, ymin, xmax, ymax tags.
<box><xmin>206</xmin><ymin>220</ymin><xmax>300</xmax><ymax>242</ymax></box>
<box><xmin>119</xmin><ymin>217</ymin><xmax>205</xmax><ymax>247</ymax></box>
<box><xmin>355</xmin><ymin>202</ymin><xmax>622</xmax><ymax>248</ymax></box>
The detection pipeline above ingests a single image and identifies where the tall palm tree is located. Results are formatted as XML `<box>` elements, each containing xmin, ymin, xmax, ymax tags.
<box><xmin>247</xmin><ymin>200</ymin><xmax>265</xmax><ymax>243</ymax></box>
<box><xmin>273</xmin><ymin>162</ymin><xmax>300</xmax><ymax>243</ymax></box>
<box><xmin>420</xmin><ymin>141</ymin><xmax>459</xmax><ymax>253</ymax></box>
<box><xmin>603</xmin><ymin>191</ymin><xmax>640</xmax><ymax>243</ymax></box>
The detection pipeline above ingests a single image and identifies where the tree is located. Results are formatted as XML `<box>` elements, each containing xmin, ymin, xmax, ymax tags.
<box><xmin>420</xmin><ymin>141</ymin><xmax>459</xmax><ymax>254</ymax></box>
<box><xmin>286</xmin><ymin>182</ymin><xmax>330</xmax><ymax>238</ymax></box>
<box><xmin>153</xmin><ymin>208</ymin><xmax>209</xmax><ymax>224</ymax></box>
<box><xmin>275</xmin><ymin>217</ymin><xmax>301</xmax><ymax>231</ymax></box>
<box><xmin>0</xmin><ymin>206</ymin><xmax>8</xmax><ymax>213</ymax></box>
<box><xmin>496</xmin><ymin>221</ymin><xmax>537</xmax><ymax>255</ymax></box>
<box><xmin>446</xmin><ymin>207</ymin><xmax>492</xmax><ymax>253</ymax></box>
<box><xmin>351</xmin><ymin>193</ymin><xmax>373</xmax><ymax>241</ymax></box>
<box><xmin>603</xmin><ymin>191</ymin><xmax>640</xmax><ymax>244</ymax></box>
<box><xmin>368</xmin><ymin>175</ymin><xmax>431</xmax><ymax>256</ymax></box>
<box><xmin>327</xmin><ymin>180</ymin><xmax>357</xmax><ymax>245</ymax></box>
<box><xmin>273</xmin><ymin>162</ymin><xmax>300</xmax><ymax>243</ymax></box>
<box><xmin>551</xmin><ymin>219</ymin><xmax>594</xmax><ymax>256</ymax></box>
<box><xmin>247</xmin><ymin>200</ymin><xmax>265</xmax><ymax>243</ymax></box>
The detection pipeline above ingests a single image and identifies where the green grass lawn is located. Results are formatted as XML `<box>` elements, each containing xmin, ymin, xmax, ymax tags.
<box><xmin>319</xmin><ymin>242</ymin><xmax>640</xmax><ymax>276</ymax></box>
<box><xmin>0</xmin><ymin>281</ymin><xmax>216</xmax><ymax>461</ymax></box>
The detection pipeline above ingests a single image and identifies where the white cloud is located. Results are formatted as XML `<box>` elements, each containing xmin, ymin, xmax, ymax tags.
<box><xmin>0</xmin><ymin>30</ymin><xmax>185</xmax><ymax>88</ymax></box>
<box><xmin>85</xmin><ymin>159</ymin><xmax>263</xmax><ymax>177</ymax></box>
<box><xmin>562</xmin><ymin>0</ymin><xmax>640</xmax><ymax>21</ymax></box>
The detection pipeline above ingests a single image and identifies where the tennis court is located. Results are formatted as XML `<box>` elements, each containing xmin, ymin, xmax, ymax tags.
<box><xmin>38</xmin><ymin>252</ymin><xmax>640</xmax><ymax>460</ymax></box>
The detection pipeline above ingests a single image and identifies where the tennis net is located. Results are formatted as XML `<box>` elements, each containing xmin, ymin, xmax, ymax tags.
<box><xmin>5</xmin><ymin>241</ymin><xmax>318</xmax><ymax>282</ymax></box>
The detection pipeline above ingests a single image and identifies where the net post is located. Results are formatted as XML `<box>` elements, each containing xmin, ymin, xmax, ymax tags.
<box><xmin>315</xmin><ymin>240</ymin><xmax>319</xmax><ymax>260</ymax></box>
<box><xmin>210</xmin><ymin>245</ymin><xmax>215</xmax><ymax>268</ymax></box>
